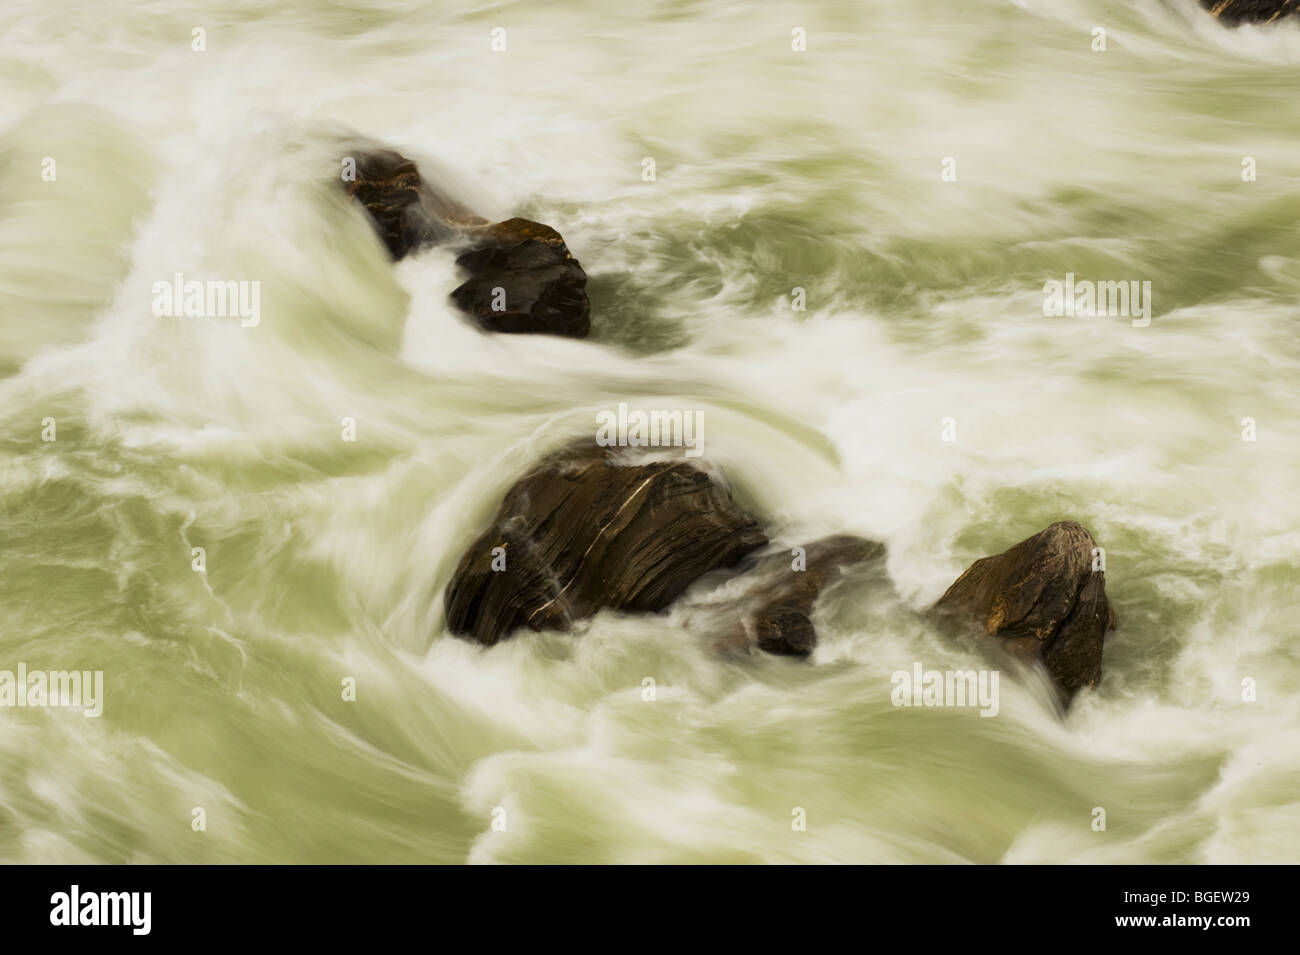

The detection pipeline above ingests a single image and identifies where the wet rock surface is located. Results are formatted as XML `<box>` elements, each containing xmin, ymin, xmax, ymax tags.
<box><xmin>738</xmin><ymin>536</ymin><xmax>886</xmax><ymax>657</ymax></box>
<box><xmin>341</xmin><ymin>148</ymin><xmax>590</xmax><ymax>337</ymax></box>
<box><xmin>445</xmin><ymin>443</ymin><xmax>767</xmax><ymax>645</ymax></box>
<box><xmin>450</xmin><ymin>218</ymin><xmax>591</xmax><ymax>338</ymax></box>
<box><xmin>933</xmin><ymin>521</ymin><xmax>1116</xmax><ymax>702</ymax></box>
<box><xmin>1200</xmin><ymin>0</ymin><xmax>1299</xmax><ymax>24</ymax></box>
<box><xmin>341</xmin><ymin>147</ymin><xmax>482</xmax><ymax>259</ymax></box>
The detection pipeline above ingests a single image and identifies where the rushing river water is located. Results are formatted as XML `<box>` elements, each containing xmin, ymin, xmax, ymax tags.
<box><xmin>1</xmin><ymin>0</ymin><xmax>1298</xmax><ymax>864</ymax></box>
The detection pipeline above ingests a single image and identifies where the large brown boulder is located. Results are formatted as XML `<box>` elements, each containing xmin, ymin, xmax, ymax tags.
<box><xmin>932</xmin><ymin>521</ymin><xmax>1116</xmax><ymax>702</ymax></box>
<box><xmin>1200</xmin><ymin>0</ymin><xmax>1298</xmax><ymax>24</ymax></box>
<box><xmin>445</xmin><ymin>444</ymin><xmax>767</xmax><ymax>645</ymax></box>
<box><xmin>340</xmin><ymin>147</ymin><xmax>591</xmax><ymax>337</ymax></box>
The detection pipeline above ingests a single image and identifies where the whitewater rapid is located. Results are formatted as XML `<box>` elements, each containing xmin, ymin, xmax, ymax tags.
<box><xmin>1</xmin><ymin>0</ymin><xmax>1298</xmax><ymax>863</ymax></box>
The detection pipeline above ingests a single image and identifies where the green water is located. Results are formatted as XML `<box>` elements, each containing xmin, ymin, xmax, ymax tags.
<box><xmin>0</xmin><ymin>0</ymin><xmax>1298</xmax><ymax>863</ymax></box>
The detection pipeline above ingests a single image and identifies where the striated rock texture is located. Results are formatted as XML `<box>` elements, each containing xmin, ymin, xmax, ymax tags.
<box><xmin>1200</xmin><ymin>0</ymin><xmax>1299</xmax><ymax>24</ymax></box>
<box><xmin>445</xmin><ymin>444</ymin><xmax>768</xmax><ymax>645</ymax></box>
<box><xmin>450</xmin><ymin>218</ymin><xmax>591</xmax><ymax>338</ymax></box>
<box><xmin>340</xmin><ymin>148</ymin><xmax>591</xmax><ymax>336</ymax></box>
<box><xmin>341</xmin><ymin>148</ymin><xmax>483</xmax><ymax>259</ymax></box>
<box><xmin>735</xmin><ymin>536</ymin><xmax>885</xmax><ymax>657</ymax></box>
<box><xmin>933</xmin><ymin>521</ymin><xmax>1116</xmax><ymax>702</ymax></box>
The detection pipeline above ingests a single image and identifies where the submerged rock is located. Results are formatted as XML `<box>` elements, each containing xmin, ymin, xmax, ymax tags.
<box><xmin>444</xmin><ymin>443</ymin><xmax>767</xmax><ymax>645</ymax></box>
<box><xmin>932</xmin><ymin>521</ymin><xmax>1116</xmax><ymax>702</ymax></box>
<box><xmin>730</xmin><ymin>536</ymin><xmax>885</xmax><ymax>657</ymax></box>
<box><xmin>341</xmin><ymin>147</ymin><xmax>591</xmax><ymax>337</ymax></box>
<box><xmin>341</xmin><ymin>148</ymin><xmax>483</xmax><ymax>259</ymax></box>
<box><xmin>450</xmin><ymin>218</ymin><xmax>591</xmax><ymax>338</ymax></box>
<box><xmin>1200</xmin><ymin>0</ymin><xmax>1298</xmax><ymax>24</ymax></box>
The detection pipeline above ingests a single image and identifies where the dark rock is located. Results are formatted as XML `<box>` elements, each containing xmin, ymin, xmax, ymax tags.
<box><xmin>445</xmin><ymin>443</ymin><xmax>768</xmax><ymax>645</ymax></box>
<box><xmin>933</xmin><ymin>521</ymin><xmax>1116</xmax><ymax>703</ymax></box>
<box><xmin>340</xmin><ymin>148</ymin><xmax>591</xmax><ymax>337</ymax></box>
<box><xmin>341</xmin><ymin>148</ymin><xmax>484</xmax><ymax>260</ymax></box>
<box><xmin>450</xmin><ymin>218</ymin><xmax>591</xmax><ymax>338</ymax></box>
<box><xmin>741</xmin><ymin>536</ymin><xmax>885</xmax><ymax>657</ymax></box>
<box><xmin>1200</xmin><ymin>0</ymin><xmax>1298</xmax><ymax>24</ymax></box>
<box><xmin>754</xmin><ymin>609</ymin><xmax>818</xmax><ymax>657</ymax></box>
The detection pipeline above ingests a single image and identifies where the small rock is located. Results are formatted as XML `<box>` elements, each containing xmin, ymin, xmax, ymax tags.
<box><xmin>450</xmin><ymin>218</ymin><xmax>591</xmax><ymax>338</ymax></box>
<box><xmin>341</xmin><ymin>148</ymin><xmax>483</xmax><ymax>260</ymax></box>
<box><xmin>743</xmin><ymin>536</ymin><xmax>885</xmax><ymax>657</ymax></box>
<box><xmin>933</xmin><ymin>521</ymin><xmax>1116</xmax><ymax>702</ymax></box>
<box><xmin>340</xmin><ymin>148</ymin><xmax>591</xmax><ymax>337</ymax></box>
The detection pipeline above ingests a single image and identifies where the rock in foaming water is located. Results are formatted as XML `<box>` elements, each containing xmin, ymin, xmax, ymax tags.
<box><xmin>341</xmin><ymin>147</ymin><xmax>483</xmax><ymax>259</ymax></box>
<box><xmin>445</xmin><ymin>443</ymin><xmax>767</xmax><ymax>645</ymax></box>
<box><xmin>340</xmin><ymin>146</ymin><xmax>591</xmax><ymax>337</ymax></box>
<box><xmin>933</xmin><ymin>521</ymin><xmax>1117</xmax><ymax>703</ymax></box>
<box><xmin>725</xmin><ymin>535</ymin><xmax>885</xmax><ymax>657</ymax></box>
<box><xmin>450</xmin><ymin>218</ymin><xmax>591</xmax><ymax>338</ymax></box>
